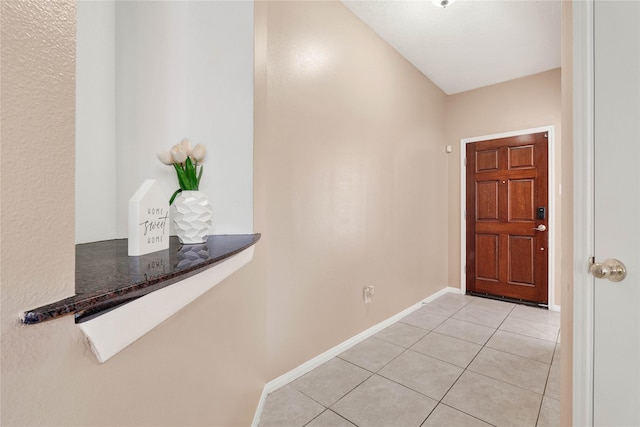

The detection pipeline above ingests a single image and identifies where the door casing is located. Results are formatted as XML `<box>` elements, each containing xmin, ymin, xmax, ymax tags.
<box><xmin>572</xmin><ymin>1</ymin><xmax>594</xmax><ymax>425</ymax></box>
<box><xmin>460</xmin><ymin>126</ymin><xmax>557</xmax><ymax>310</ymax></box>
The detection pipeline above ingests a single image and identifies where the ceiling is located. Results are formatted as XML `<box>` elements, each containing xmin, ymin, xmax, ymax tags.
<box><xmin>341</xmin><ymin>0</ymin><xmax>561</xmax><ymax>95</ymax></box>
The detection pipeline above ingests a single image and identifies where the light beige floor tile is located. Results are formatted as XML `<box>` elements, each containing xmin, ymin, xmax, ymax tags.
<box><xmin>486</xmin><ymin>330</ymin><xmax>555</xmax><ymax>364</ymax></box>
<box><xmin>379</xmin><ymin>350</ymin><xmax>463</xmax><ymax>400</ymax></box>
<box><xmin>411</xmin><ymin>332</ymin><xmax>482</xmax><ymax>368</ymax></box>
<box><xmin>453</xmin><ymin>305</ymin><xmax>509</xmax><ymax>328</ymax></box>
<box><xmin>338</xmin><ymin>337</ymin><xmax>404</xmax><ymax>373</ymax></box>
<box><xmin>434</xmin><ymin>318</ymin><xmax>496</xmax><ymax>345</ymax></box>
<box><xmin>442</xmin><ymin>371</ymin><xmax>542</xmax><ymax>427</ymax></box>
<box><xmin>537</xmin><ymin>397</ymin><xmax>560</xmax><ymax>427</ymax></box>
<box><xmin>552</xmin><ymin>343</ymin><xmax>560</xmax><ymax>366</ymax></box>
<box><xmin>306</xmin><ymin>410</ymin><xmax>356</xmax><ymax>427</ymax></box>
<box><xmin>400</xmin><ymin>309</ymin><xmax>448</xmax><ymax>331</ymax></box>
<box><xmin>374</xmin><ymin>322</ymin><xmax>430</xmax><ymax>348</ymax></box>
<box><xmin>510</xmin><ymin>305</ymin><xmax>561</xmax><ymax>327</ymax></box>
<box><xmin>259</xmin><ymin>385</ymin><xmax>324</xmax><ymax>427</ymax></box>
<box><xmin>545</xmin><ymin>365</ymin><xmax>560</xmax><ymax>399</ymax></box>
<box><xmin>421</xmin><ymin>404</ymin><xmax>492</xmax><ymax>427</ymax></box>
<box><xmin>259</xmin><ymin>294</ymin><xmax>562</xmax><ymax>427</ymax></box>
<box><xmin>332</xmin><ymin>375</ymin><xmax>437</xmax><ymax>427</ymax></box>
<box><xmin>467</xmin><ymin>297</ymin><xmax>515</xmax><ymax>315</ymax></box>
<box><xmin>417</xmin><ymin>305</ymin><xmax>457</xmax><ymax>318</ymax></box>
<box><xmin>499</xmin><ymin>317</ymin><xmax>560</xmax><ymax>342</ymax></box>
<box><xmin>433</xmin><ymin>292</ymin><xmax>475</xmax><ymax>307</ymax></box>
<box><xmin>421</xmin><ymin>298</ymin><xmax>468</xmax><ymax>317</ymax></box>
<box><xmin>436</xmin><ymin>292</ymin><xmax>475</xmax><ymax>302</ymax></box>
<box><xmin>291</xmin><ymin>358</ymin><xmax>371</xmax><ymax>407</ymax></box>
<box><xmin>468</xmin><ymin>347</ymin><xmax>550</xmax><ymax>394</ymax></box>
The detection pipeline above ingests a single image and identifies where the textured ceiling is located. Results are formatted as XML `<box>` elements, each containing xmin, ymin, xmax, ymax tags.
<box><xmin>342</xmin><ymin>0</ymin><xmax>561</xmax><ymax>95</ymax></box>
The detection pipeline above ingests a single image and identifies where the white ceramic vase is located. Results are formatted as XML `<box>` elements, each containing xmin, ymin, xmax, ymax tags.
<box><xmin>171</xmin><ymin>191</ymin><xmax>213</xmax><ymax>244</ymax></box>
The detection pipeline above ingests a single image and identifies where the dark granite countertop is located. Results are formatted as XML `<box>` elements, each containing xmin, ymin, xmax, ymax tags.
<box><xmin>22</xmin><ymin>234</ymin><xmax>261</xmax><ymax>324</ymax></box>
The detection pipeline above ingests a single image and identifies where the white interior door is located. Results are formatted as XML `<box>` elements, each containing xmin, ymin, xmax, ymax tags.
<box><xmin>593</xmin><ymin>1</ymin><xmax>640</xmax><ymax>425</ymax></box>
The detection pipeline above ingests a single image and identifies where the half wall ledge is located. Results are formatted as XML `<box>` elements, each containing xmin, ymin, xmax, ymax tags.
<box><xmin>22</xmin><ymin>234</ymin><xmax>261</xmax><ymax>325</ymax></box>
<box><xmin>22</xmin><ymin>234</ymin><xmax>260</xmax><ymax>362</ymax></box>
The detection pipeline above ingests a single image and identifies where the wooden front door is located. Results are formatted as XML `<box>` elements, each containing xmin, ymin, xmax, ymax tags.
<box><xmin>466</xmin><ymin>132</ymin><xmax>549</xmax><ymax>304</ymax></box>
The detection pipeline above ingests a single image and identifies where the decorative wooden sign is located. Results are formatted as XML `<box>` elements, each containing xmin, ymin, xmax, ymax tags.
<box><xmin>128</xmin><ymin>179</ymin><xmax>170</xmax><ymax>256</ymax></box>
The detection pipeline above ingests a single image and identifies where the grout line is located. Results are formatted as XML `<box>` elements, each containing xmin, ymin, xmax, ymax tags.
<box><xmin>369</xmin><ymin>371</ymin><xmax>444</xmax><ymax>406</ymax></box>
<box><xmin>462</xmin><ymin>369</ymin><xmax>547</xmax><ymax>397</ymax></box>
<box><xmin>337</xmin><ymin>336</ymin><xmax>407</xmax><ymax>374</ymax></box>
<box><xmin>484</xmin><ymin>341</ymin><xmax>555</xmax><ymax>365</ymax></box>
<box><xmin>417</xmin><ymin>403</ymin><xmax>438</xmax><ymax>427</ymax></box>
<box><xmin>544</xmin><ymin>345</ymin><xmax>558</xmax><ymax>396</ymax></box>
<box><xmin>508</xmin><ymin>313</ymin><xmax>562</xmax><ymax>327</ymax></box>
<box><xmin>493</xmin><ymin>327</ymin><xmax>560</xmax><ymax>344</ymax></box>
<box><xmin>421</xmin><ymin>295</ymin><xmax>553</xmax><ymax>424</ymax></box>
<box><xmin>535</xmin><ymin>399</ymin><xmax>544</xmax><ymax>427</ymax></box>
<box><xmin>424</xmin><ymin>295</ymin><xmax>557</xmax><ymax>425</ymax></box>
<box><xmin>331</xmin><ymin>410</ymin><xmax>357</xmax><ymax>427</ymax></box>
<box><xmin>370</xmin><ymin>298</ymin><xmax>479</xmax><ymax>423</ymax></box>
<box><xmin>437</xmin><ymin>403</ymin><xmax>498</xmax><ymax>427</ymax></box>
<box><xmin>287</xmin><ymin>385</ymin><xmax>328</xmax><ymax>414</ymax></box>
<box><xmin>301</xmin><ymin>409</ymin><xmax>325</xmax><ymax>427</ymax></box>
<box><xmin>536</xmin><ymin>363</ymin><xmax>555</xmax><ymax>427</ymax></box>
<box><xmin>424</xmin><ymin>296</ymin><xmax>496</xmax><ymax>424</ymax></box>
<box><xmin>408</xmin><ymin>333</ymin><xmax>478</xmax><ymax>369</ymax></box>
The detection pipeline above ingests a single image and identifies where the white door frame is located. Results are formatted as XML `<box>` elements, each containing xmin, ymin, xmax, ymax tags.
<box><xmin>572</xmin><ymin>0</ymin><xmax>595</xmax><ymax>425</ymax></box>
<box><xmin>459</xmin><ymin>126</ymin><xmax>558</xmax><ymax>310</ymax></box>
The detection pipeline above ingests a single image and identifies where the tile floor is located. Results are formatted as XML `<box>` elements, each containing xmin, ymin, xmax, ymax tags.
<box><xmin>259</xmin><ymin>293</ymin><xmax>561</xmax><ymax>427</ymax></box>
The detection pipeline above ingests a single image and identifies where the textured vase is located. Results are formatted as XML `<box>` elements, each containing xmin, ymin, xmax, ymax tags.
<box><xmin>171</xmin><ymin>191</ymin><xmax>213</xmax><ymax>244</ymax></box>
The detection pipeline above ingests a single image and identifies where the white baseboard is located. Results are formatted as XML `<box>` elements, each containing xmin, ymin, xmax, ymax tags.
<box><xmin>549</xmin><ymin>304</ymin><xmax>561</xmax><ymax>312</ymax></box>
<box><xmin>251</xmin><ymin>286</ymin><xmax>459</xmax><ymax>427</ymax></box>
<box><xmin>252</xmin><ymin>387</ymin><xmax>270</xmax><ymax>427</ymax></box>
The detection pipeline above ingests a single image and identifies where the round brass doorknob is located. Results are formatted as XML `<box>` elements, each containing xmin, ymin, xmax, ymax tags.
<box><xmin>590</xmin><ymin>258</ymin><xmax>627</xmax><ymax>282</ymax></box>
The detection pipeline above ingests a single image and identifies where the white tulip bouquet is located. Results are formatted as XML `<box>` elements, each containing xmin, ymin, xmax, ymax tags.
<box><xmin>157</xmin><ymin>138</ymin><xmax>207</xmax><ymax>204</ymax></box>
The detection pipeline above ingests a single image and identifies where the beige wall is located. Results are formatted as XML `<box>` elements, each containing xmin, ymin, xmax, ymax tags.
<box><xmin>0</xmin><ymin>2</ymin><xmax>265</xmax><ymax>426</ymax></box>
<box><xmin>446</xmin><ymin>69</ymin><xmax>563</xmax><ymax>306</ymax></box>
<box><xmin>2</xmin><ymin>1</ymin><xmax>570</xmax><ymax>425</ymax></box>
<box><xmin>257</xmin><ymin>1</ymin><xmax>450</xmax><ymax>379</ymax></box>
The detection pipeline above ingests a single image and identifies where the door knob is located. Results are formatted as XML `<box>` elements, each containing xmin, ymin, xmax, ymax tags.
<box><xmin>589</xmin><ymin>258</ymin><xmax>627</xmax><ymax>282</ymax></box>
<box><xmin>534</xmin><ymin>224</ymin><xmax>547</xmax><ymax>232</ymax></box>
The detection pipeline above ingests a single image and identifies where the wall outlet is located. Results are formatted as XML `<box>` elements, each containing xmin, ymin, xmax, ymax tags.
<box><xmin>363</xmin><ymin>286</ymin><xmax>375</xmax><ymax>304</ymax></box>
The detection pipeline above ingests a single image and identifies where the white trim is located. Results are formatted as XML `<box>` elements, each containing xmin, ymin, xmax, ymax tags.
<box><xmin>572</xmin><ymin>0</ymin><xmax>595</xmax><ymax>424</ymax></box>
<box><xmin>251</xmin><ymin>286</ymin><xmax>460</xmax><ymax>427</ymax></box>
<box><xmin>77</xmin><ymin>246</ymin><xmax>255</xmax><ymax>363</ymax></box>
<box><xmin>252</xmin><ymin>388</ymin><xmax>269</xmax><ymax>427</ymax></box>
<box><xmin>459</xmin><ymin>126</ymin><xmax>557</xmax><ymax>308</ymax></box>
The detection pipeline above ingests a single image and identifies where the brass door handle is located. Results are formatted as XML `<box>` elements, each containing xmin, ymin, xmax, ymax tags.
<box><xmin>589</xmin><ymin>258</ymin><xmax>627</xmax><ymax>282</ymax></box>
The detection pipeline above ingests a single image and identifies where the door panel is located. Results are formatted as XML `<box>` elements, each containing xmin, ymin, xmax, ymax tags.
<box><xmin>476</xmin><ymin>234</ymin><xmax>499</xmax><ymax>281</ymax></box>
<box><xmin>509</xmin><ymin>179</ymin><xmax>535</xmax><ymax>221</ymax></box>
<box><xmin>466</xmin><ymin>133</ymin><xmax>548</xmax><ymax>304</ymax></box>
<box><xmin>593</xmin><ymin>1</ymin><xmax>640</xmax><ymax>425</ymax></box>
<box><xmin>509</xmin><ymin>236</ymin><xmax>535</xmax><ymax>285</ymax></box>
<box><xmin>476</xmin><ymin>181</ymin><xmax>499</xmax><ymax>220</ymax></box>
<box><xmin>509</xmin><ymin>145</ymin><xmax>535</xmax><ymax>168</ymax></box>
<box><xmin>476</xmin><ymin>149</ymin><xmax>499</xmax><ymax>171</ymax></box>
